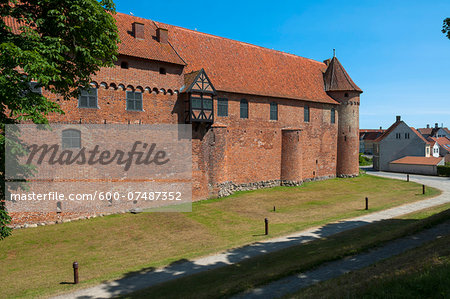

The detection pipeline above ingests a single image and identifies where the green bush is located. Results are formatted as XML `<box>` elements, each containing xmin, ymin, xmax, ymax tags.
<box><xmin>437</xmin><ymin>165</ymin><xmax>450</xmax><ymax>177</ymax></box>
<box><xmin>359</xmin><ymin>153</ymin><xmax>373</xmax><ymax>166</ymax></box>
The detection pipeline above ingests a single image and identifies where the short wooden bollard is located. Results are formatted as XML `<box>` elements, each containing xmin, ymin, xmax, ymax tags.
<box><xmin>407</xmin><ymin>174</ymin><xmax>409</xmax><ymax>182</ymax></box>
<box><xmin>73</xmin><ymin>262</ymin><xmax>79</xmax><ymax>284</ymax></box>
<box><xmin>365</xmin><ymin>197</ymin><xmax>368</xmax><ymax>210</ymax></box>
<box><xmin>273</xmin><ymin>206</ymin><xmax>276</xmax><ymax>212</ymax></box>
<box><xmin>423</xmin><ymin>185</ymin><xmax>425</xmax><ymax>195</ymax></box>
<box><xmin>264</xmin><ymin>218</ymin><xmax>269</xmax><ymax>235</ymax></box>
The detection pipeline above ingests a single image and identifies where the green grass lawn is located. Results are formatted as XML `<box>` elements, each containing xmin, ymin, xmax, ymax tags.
<box><xmin>123</xmin><ymin>204</ymin><xmax>450</xmax><ymax>299</ymax></box>
<box><xmin>294</xmin><ymin>221</ymin><xmax>450</xmax><ymax>298</ymax></box>
<box><xmin>0</xmin><ymin>174</ymin><xmax>441</xmax><ymax>298</ymax></box>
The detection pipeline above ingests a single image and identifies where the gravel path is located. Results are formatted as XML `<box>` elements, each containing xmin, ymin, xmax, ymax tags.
<box><xmin>52</xmin><ymin>172</ymin><xmax>450</xmax><ymax>299</ymax></box>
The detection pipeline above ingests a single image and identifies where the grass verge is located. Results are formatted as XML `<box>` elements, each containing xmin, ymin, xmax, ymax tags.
<box><xmin>123</xmin><ymin>204</ymin><xmax>450</xmax><ymax>299</ymax></box>
<box><xmin>0</xmin><ymin>174</ymin><xmax>441</xmax><ymax>298</ymax></box>
<box><xmin>294</xmin><ymin>227</ymin><xmax>450</xmax><ymax>298</ymax></box>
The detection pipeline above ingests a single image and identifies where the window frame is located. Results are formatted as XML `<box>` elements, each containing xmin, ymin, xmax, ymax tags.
<box><xmin>304</xmin><ymin>105</ymin><xmax>310</xmax><ymax>122</ymax></box>
<box><xmin>217</xmin><ymin>98</ymin><xmax>228</xmax><ymax>117</ymax></box>
<box><xmin>78</xmin><ymin>87</ymin><xmax>98</xmax><ymax>109</ymax></box>
<box><xmin>269</xmin><ymin>102</ymin><xmax>278</xmax><ymax>121</ymax></box>
<box><xmin>240</xmin><ymin>99</ymin><xmax>248</xmax><ymax>119</ymax></box>
<box><xmin>126</xmin><ymin>91</ymin><xmax>143</xmax><ymax>111</ymax></box>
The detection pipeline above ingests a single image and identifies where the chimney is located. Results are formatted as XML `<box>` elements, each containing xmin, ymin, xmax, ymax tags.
<box><xmin>396</xmin><ymin>115</ymin><xmax>401</xmax><ymax>122</ymax></box>
<box><xmin>435</xmin><ymin>123</ymin><xmax>439</xmax><ymax>129</ymax></box>
<box><xmin>427</xmin><ymin>124</ymin><xmax>430</xmax><ymax>128</ymax></box>
<box><xmin>156</xmin><ymin>28</ymin><xmax>168</xmax><ymax>43</ymax></box>
<box><xmin>380</xmin><ymin>126</ymin><xmax>382</xmax><ymax>130</ymax></box>
<box><xmin>133</xmin><ymin>22</ymin><xmax>144</xmax><ymax>40</ymax></box>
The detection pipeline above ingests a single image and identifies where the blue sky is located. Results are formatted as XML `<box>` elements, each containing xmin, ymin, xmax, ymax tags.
<box><xmin>114</xmin><ymin>0</ymin><xmax>450</xmax><ymax>129</ymax></box>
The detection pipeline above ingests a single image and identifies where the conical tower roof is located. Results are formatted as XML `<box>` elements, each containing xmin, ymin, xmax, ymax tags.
<box><xmin>324</xmin><ymin>57</ymin><xmax>362</xmax><ymax>93</ymax></box>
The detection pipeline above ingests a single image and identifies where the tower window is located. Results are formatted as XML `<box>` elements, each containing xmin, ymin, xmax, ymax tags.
<box><xmin>159</xmin><ymin>67</ymin><xmax>166</xmax><ymax>75</ymax></box>
<box><xmin>121</xmin><ymin>61</ymin><xmax>129</xmax><ymax>69</ymax></box>
<box><xmin>331</xmin><ymin>108</ymin><xmax>335</xmax><ymax>124</ymax></box>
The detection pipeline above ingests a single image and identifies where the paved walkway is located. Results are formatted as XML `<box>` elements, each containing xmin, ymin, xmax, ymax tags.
<box><xmin>52</xmin><ymin>172</ymin><xmax>450</xmax><ymax>299</ymax></box>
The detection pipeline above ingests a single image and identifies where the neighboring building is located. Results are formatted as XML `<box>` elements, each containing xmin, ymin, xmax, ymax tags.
<box><xmin>389</xmin><ymin>156</ymin><xmax>444</xmax><ymax>175</ymax></box>
<box><xmin>418</xmin><ymin>123</ymin><xmax>450</xmax><ymax>139</ymax></box>
<box><xmin>5</xmin><ymin>13</ymin><xmax>362</xmax><ymax>201</ymax></box>
<box><xmin>428</xmin><ymin>140</ymin><xmax>440</xmax><ymax>158</ymax></box>
<box><xmin>429</xmin><ymin>137</ymin><xmax>450</xmax><ymax>163</ymax></box>
<box><xmin>359</xmin><ymin>129</ymin><xmax>384</xmax><ymax>154</ymax></box>
<box><xmin>373</xmin><ymin>116</ymin><xmax>430</xmax><ymax>171</ymax></box>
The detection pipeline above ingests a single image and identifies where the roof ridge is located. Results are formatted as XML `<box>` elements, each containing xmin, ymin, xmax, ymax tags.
<box><xmin>149</xmin><ymin>20</ymin><xmax>325</xmax><ymax>66</ymax></box>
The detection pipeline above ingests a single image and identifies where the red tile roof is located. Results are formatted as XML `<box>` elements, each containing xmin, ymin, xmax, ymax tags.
<box><xmin>151</xmin><ymin>19</ymin><xmax>342</xmax><ymax>104</ymax></box>
<box><xmin>115</xmin><ymin>13</ymin><xmax>185</xmax><ymax>65</ymax></box>
<box><xmin>429</xmin><ymin>137</ymin><xmax>450</xmax><ymax>151</ymax></box>
<box><xmin>417</xmin><ymin>128</ymin><xmax>433</xmax><ymax>135</ymax></box>
<box><xmin>360</xmin><ymin>131</ymin><xmax>384</xmax><ymax>141</ymax></box>
<box><xmin>323</xmin><ymin>57</ymin><xmax>362</xmax><ymax>93</ymax></box>
<box><xmin>390</xmin><ymin>156</ymin><xmax>444</xmax><ymax>166</ymax></box>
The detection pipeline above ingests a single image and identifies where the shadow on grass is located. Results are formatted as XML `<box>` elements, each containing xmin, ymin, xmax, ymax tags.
<box><xmin>57</xmin><ymin>214</ymin><xmax>442</xmax><ymax>299</ymax></box>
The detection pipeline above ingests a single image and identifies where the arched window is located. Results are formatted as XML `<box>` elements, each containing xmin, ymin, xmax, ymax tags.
<box><xmin>240</xmin><ymin>99</ymin><xmax>248</xmax><ymax>119</ymax></box>
<box><xmin>62</xmin><ymin>129</ymin><xmax>81</xmax><ymax>149</ymax></box>
<box><xmin>304</xmin><ymin>105</ymin><xmax>310</xmax><ymax>122</ymax></box>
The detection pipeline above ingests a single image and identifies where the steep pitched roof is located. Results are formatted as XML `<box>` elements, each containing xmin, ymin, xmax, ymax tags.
<box><xmin>374</xmin><ymin>122</ymin><xmax>429</xmax><ymax>144</ymax></box>
<box><xmin>151</xmin><ymin>20</ymin><xmax>341</xmax><ymax>104</ymax></box>
<box><xmin>374</xmin><ymin>121</ymin><xmax>403</xmax><ymax>142</ymax></box>
<box><xmin>323</xmin><ymin>57</ymin><xmax>362</xmax><ymax>93</ymax></box>
<box><xmin>390</xmin><ymin>156</ymin><xmax>443</xmax><ymax>166</ymax></box>
<box><xmin>410</xmin><ymin>127</ymin><xmax>430</xmax><ymax>144</ymax></box>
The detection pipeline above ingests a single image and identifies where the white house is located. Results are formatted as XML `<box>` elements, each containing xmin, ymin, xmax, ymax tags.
<box><xmin>373</xmin><ymin>116</ymin><xmax>431</xmax><ymax>171</ymax></box>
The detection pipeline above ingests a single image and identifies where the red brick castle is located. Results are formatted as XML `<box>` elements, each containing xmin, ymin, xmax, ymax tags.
<box><xmin>44</xmin><ymin>13</ymin><xmax>363</xmax><ymax>199</ymax></box>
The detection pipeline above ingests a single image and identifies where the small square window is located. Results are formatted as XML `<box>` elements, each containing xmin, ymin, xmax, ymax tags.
<box><xmin>62</xmin><ymin>129</ymin><xmax>81</xmax><ymax>149</ymax></box>
<box><xmin>126</xmin><ymin>91</ymin><xmax>143</xmax><ymax>111</ymax></box>
<box><xmin>78</xmin><ymin>88</ymin><xmax>98</xmax><ymax>108</ymax></box>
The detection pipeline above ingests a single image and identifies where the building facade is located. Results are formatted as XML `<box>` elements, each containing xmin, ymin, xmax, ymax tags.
<box><xmin>18</xmin><ymin>13</ymin><xmax>363</xmax><ymax>200</ymax></box>
<box><xmin>373</xmin><ymin>116</ymin><xmax>431</xmax><ymax>171</ymax></box>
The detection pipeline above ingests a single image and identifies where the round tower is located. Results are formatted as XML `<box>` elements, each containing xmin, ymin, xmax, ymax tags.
<box><xmin>323</xmin><ymin>57</ymin><xmax>362</xmax><ymax>177</ymax></box>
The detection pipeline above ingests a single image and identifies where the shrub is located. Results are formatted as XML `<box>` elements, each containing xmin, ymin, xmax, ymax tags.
<box><xmin>437</xmin><ymin>165</ymin><xmax>450</xmax><ymax>177</ymax></box>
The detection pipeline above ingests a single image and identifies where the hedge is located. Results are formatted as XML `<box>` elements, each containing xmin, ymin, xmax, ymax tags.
<box><xmin>437</xmin><ymin>165</ymin><xmax>450</xmax><ymax>177</ymax></box>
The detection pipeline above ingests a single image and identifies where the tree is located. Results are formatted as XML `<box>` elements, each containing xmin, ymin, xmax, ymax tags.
<box><xmin>443</xmin><ymin>18</ymin><xmax>450</xmax><ymax>39</ymax></box>
<box><xmin>0</xmin><ymin>0</ymin><xmax>119</xmax><ymax>239</ymax></box>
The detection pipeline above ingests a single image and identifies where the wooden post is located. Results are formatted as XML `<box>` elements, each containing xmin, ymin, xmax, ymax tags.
<box><xmin>264</xmin><ymin>218</ymin><xmax>269</xmax><ymax>235</ymax></box>
<box><xmin>365</xmin><ymin>197</ymin><xmax>368</xmax><ymax>210</ymax></box>
<box><xmin>407</xmin><ymin>174</ymin><xmax>409</xmax><ymax>182</ymax></box>
<box><xmin>73</xmin><ymin>262</ymin><xmax>79</xmax><ymax>284</ymax></box>
<box><xmin>423</xmin><ymin>185</ymin><xmax>425</xmax><ymax>195</ymax></box>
